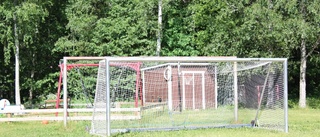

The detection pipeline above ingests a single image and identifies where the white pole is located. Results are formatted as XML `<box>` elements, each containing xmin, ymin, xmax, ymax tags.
<box><xmin>202</xmin><ymin>72</ymin><xmax>205</xmax><ymax>110</ymax></box>
<box><xmin>64</xmin><ymin>56</ymin><xmax>106</xmax><ymax>60</ymax></box>
<box><xmin>63</xmin><ymin>57</ymin><xmax>68</xmax><ymax>127</ymax></box>
<box><xmin>107</xmin><ymin>57</ymin><xmax>289</xmax><ymax>62</ymax></box>
<box><xmin>105</xmin><ymin>59</ymin><xmax>111</xmax><ymax>136</ymax></box>
<box><xmin>234</xmin><ymin>62</ymin><xmax>238</xmax><ymax>122</ymax></box>
<box><xmin>192</xmin><ymin>73</ymin><xmax>195</xmax><ymax>110</ymax></box>
<box><xmin>182</xmin><ymin>72</ymin><xmax>185</xmax><ymax>110</ymax></box>
<box><xmin>283</xmin><ymin>59</ymin><xmax>289</xmax><ymax>133</ymax></box>
<box><xmin>214</xmin><ymin>65</ymin><xmax>218</xmax><ymax>109</ymax></box>
<box><xmin>167</xmin><ymin>66</ymin><xmax>172</xmax><ymax>111</ymax></box>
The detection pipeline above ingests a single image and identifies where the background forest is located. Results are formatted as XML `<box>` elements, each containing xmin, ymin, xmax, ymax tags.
<box><xmin>0</xmin><ymin>0</ymin><xmax>319</xmax><ymax>108</ymax></box>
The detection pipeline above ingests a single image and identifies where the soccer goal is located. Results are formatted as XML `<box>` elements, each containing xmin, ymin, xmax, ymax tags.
<box><xmin>76</xmin><ymin>57</ymin><xmax>288</xmax><ymax>136</ymax></box>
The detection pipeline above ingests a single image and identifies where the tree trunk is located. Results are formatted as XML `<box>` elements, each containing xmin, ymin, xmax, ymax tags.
<box><xmin>29</xmin><ymin>53</ymin><xmax>35</xmax><ymax>108</ymax></box>
<box><xmin>299</xmin><ymin>38</ymin><xmax>307</xmax><ymax>108</ymax></box>
<box><xmin>14</xmin><ymin>0</ymin><xmax>21</xmax><ymax>105</ymax></box>
<box><xmin>156</xmin><ymin>0</ymin><xmax>162</xmax><ymax>56</ymax></box>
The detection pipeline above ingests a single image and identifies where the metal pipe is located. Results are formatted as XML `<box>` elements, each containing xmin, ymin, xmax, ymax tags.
<box><xmin>63</xmin><ymin>57</ymin><xmax>68</xmax><ymax>126</ymax></box>
<box><xmin>233</xmin><ymin>62</ymin><xmax>238</xmax><ymax>122</ymax></box>
<box><xmin>283</xmin><ymin>59</ymin><xmax>289</xmax><ymax>133</ymax></box>
<box><xmin>106</xmin><ymin>59</ymin><xmax>111</xmax><ymax>136</ymax></box>
<box><xmin>107</xmin><ymin>57</ymin><xmax>286</xmax><ymax>62</ymax></box>
<box><xmin>214</xmin><ymin>65</ymin><xmax>218</xmax><ymax>109</ymax></box>
<box><xmin>64</xmin><ymin>57</ymin><xmax>106</xmax><ymax>60</ymax></box>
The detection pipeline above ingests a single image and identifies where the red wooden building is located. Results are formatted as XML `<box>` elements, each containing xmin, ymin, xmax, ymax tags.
<box><xmin>142</xmin><ymin>63</ymin><xmax>217</xmax><ymax>110</ymax></box>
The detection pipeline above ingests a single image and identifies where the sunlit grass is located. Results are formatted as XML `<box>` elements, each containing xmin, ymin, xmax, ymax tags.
<box><xmin>0</xmin><ymin>121</ymin><xmax>93</xmax><ymax>137</ymax></box>
<box><xmin>117</xmin><ymin>109</ymin><xmax>320</xmax><ymax>137</ymax></box>
<box><xmin>111</xmin><ymin>107</ymin><xmax>258</xmax><ymax>129</ymax></box>
<box><xmin>0</xmin><ymin>109</ymin><xmax>320</xmax><ymax>137</ymax></box>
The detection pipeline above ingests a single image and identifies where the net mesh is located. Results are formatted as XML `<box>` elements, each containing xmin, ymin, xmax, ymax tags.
<box><xmin>90</xmin><ymin>60</ymin><xmax>107</xmax><ymax>135</ymax></box>
<box><xmin>90</xmin><ymin>59</ymin><xmax>287</xmax><ymax>136</ymax></box>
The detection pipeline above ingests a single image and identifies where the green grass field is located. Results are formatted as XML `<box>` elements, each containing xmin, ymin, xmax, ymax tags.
<box><xmin>0</xmin><ymin>109</ymin><xmax>320</xmax><ymax>137</ymax></box>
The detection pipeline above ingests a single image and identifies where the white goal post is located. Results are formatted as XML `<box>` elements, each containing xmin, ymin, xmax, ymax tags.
<box><xmin>62</xmin><ymin>57</ymin><xmax>288</xmax><ymax>136</ymax></box>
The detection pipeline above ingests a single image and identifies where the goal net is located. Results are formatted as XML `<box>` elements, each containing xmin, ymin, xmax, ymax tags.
<box><xmin>90</xmin><ymin>57</ymin><xmax>288</xmax><ymax>136</ymax></box>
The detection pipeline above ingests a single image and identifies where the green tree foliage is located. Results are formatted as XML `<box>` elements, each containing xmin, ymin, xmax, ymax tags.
<box><xmin>0</xmin><ymin>0</ymin><xmax>319</xmax><ymax>107</ymax></box>
<box><xmin>0</xmin><ymin>0</ymin><xmax>67</xmax><ymax>106</ymax></box>
<box><xmin>188</xmin><ymin>0</ymin><xmax>319</xmax><ymax>104</ymax></box>
<box><xmin>161</xmin><ymin>0</ymin><xmax>197</xmax><ymax>56</ymax></box>
<box><xmin>55</xmin><ymin>0</ymin><xmax>158</xmax><ymax>56</ymax></box>
<box><xmin>54</xmin><ymin>0</ymin><xmax>159</xmax><ymax>101</ymax></box>
<box><xmin>188</xmin><ymin>0</ymin><xmax>240</xmax><ymax>56</ymax></box>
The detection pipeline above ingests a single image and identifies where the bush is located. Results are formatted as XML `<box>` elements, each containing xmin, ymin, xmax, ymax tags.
<box><xmin>288</xmin><ymin>99</ymin><xmax>299</xmax><ymax>108</ymax></box>
<box><xmin>307</xmin><ymin>98</ymin><xmax>320</xmax><ymax>109</ymax></box>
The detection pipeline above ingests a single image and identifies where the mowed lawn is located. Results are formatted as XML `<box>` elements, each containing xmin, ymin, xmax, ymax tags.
<box><xmin>0</xmin><ymin>109</ymin><xmax>320</xmax><ymax>137</ymax></box>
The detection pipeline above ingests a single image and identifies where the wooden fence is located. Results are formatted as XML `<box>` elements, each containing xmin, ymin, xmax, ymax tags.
<box><xmin>0</xmin><ymin>108</ymin><xmax>141</xmax><ymax>122</ymax></box>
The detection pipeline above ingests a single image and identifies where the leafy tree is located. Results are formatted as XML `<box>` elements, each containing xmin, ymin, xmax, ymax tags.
<box><xmin>161</xmin><ymin>0</ymin><xmax>200</xmax><ymax>56</ymax></box>
<box><xmin>54</xmin><ymin>0</ymin><xmax>159</xmax><ymax>100</ymax></box>
<box><xmin>55</xmin><ymin>0</ymin><xmax>158</xmax><ymax>56</ymax></box>
<box><xmin>0</xmin><ymin>0</ymin><xmax>67</xmax><ymax>106</ymax></box>
<box><xmin>187</xmin><ymin>0</ymin><xmax>319</xmax><ymax>106</ymax></box>
<box><xmin>269</xmin><ymin>0</ymin><xmax>320</xmax><ymax>108</ymax></box>
<box><xmin>0</xmin><ymin>0</ymin><xmax>319</xmax><ymax>107</ymax></box>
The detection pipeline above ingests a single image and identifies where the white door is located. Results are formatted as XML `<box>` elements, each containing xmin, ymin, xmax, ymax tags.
<box><xmin>182</xmin><ymin>71</ymin><xmax>205</xmax><ymax>110</ymax></box>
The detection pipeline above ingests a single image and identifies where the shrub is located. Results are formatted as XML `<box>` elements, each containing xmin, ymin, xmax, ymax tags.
<box><xmin>288</xmin><ymin>99</ymin><xmax>298</xmax><ymax>108</ymax></box>
<box><xmin>307</xmin><ymin>98</ymin><xmax>320</xmax><ymax>109</ymax></box>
